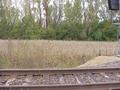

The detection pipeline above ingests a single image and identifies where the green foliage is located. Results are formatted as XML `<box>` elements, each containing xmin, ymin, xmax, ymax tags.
<box><xmin>0</xmin><ymin>0</ymin><xmax>118</xmax><ymax>41</ymax></box>
<box><xmin>89</xmin><ymin>21</ymin><xmax>117</xmax><ymax>41</ymax></box>
<box><xmin>38</xmin><ymin>21</ymin><xmax>117</xmax><ymax>41</ymax></box>
<box><xmin>0</xmin><ymin>18</ymin><xmax>117</xmax><ymax>41</ymax></box>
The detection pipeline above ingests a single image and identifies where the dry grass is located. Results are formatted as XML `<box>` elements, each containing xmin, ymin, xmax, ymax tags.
<box><xmin>0</xmin><ymin>40</ymin><xmax>117</xmax><ymax>69</ymax></box>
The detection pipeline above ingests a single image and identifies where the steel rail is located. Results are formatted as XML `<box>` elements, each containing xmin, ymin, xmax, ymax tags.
<box><xmin>0</xmin><ymin>82</ymin><xmax>120</xmax><ymax>90</ymax></box>
<box><xmin>0</xmin><ymin>67</ymin><xmax>120</xmax><ymax>76</ymax></box>
<box><xmin>0</xmin><ymin>67</ymin><xmax>120</xmax><ymax>73</ymax></box>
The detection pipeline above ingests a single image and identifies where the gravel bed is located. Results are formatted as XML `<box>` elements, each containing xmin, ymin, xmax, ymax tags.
<box><xmin>96</xmin><ymin>60</ymin><xmax>120</xmax><ymax>68</ymax></box>
<box><xmin>0</xmin><ymin>76</ymin><xmax>10</xmax><ymax>85</ymax></box>
<box><xmin>62</xmin><ymin>74</ymin><xmax>77</xmax><ymax>84</ymax></box>
<box><xmin>1</xmin><ymin>71</ymin><xmax>120</xmax><ymax>86</ymax></box>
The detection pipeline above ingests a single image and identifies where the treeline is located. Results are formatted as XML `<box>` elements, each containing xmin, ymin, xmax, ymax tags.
<box><xmin>0</xmin><ymin>0</ymin><xmax>117</xmax><ymax>41</ymax></box>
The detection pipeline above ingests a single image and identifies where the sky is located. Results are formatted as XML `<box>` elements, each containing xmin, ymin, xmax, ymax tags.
<box><xmin>11</xmin><ymin>0</ymin><xmax>24</xmax><ymax>11</ymax></box>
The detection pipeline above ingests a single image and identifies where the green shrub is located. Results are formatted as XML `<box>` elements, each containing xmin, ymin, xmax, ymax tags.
<box><xmin>0</xmin><ymin>19</ymin><xmax>117</xmax><ymax>41</ymax></box>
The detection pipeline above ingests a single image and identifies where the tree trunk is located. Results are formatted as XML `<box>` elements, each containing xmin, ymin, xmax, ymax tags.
<box><xmin>43</xmin><ymin>0</ymin><xmax>48</xmax><ymax>28</ymax></box>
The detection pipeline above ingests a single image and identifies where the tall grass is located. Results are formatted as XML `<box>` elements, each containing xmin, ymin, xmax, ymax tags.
<box><xmin>0</xmin><ymin>40</ymin><xmax>117</xmax><ymax>69</ymax></box>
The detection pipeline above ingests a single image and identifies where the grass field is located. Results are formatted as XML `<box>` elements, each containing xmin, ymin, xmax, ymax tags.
<box><xmin>0</xmin><ymin>40</ymin><xmax>117</xmax><ymax>69</ymax></box>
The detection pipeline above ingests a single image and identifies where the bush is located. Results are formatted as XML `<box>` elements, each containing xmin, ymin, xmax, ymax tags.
<box><xmin>89</xmin><ymin>21</ymin><xmax>117</xmax><ymax>41</ymax></box>
<box><xmin>0</xmin><ymin>19</ymin><xmax>117</xmax><ymax>41</ymax></box>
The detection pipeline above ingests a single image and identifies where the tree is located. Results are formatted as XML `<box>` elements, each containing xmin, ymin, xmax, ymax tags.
<box><xmin>52</xmin><ymin>0</ymin><xmax>64</xmax><ymax>25</ymax></box>
<box><xmin>43</xmin><ymin>0</ymin><xmax>49</xmax><ymax>28</ymax></box>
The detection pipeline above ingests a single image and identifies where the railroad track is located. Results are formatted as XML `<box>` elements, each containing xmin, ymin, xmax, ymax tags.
<box><xmin>0</xmin><ymin>67</ymin><xmax>120</xmax><ymax>90</ymax></box>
